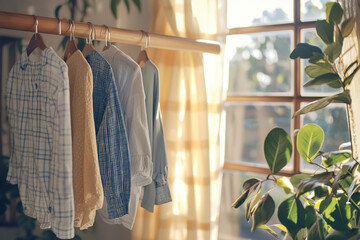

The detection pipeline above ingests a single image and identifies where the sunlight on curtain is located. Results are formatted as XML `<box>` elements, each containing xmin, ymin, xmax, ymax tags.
<box><xmin>132</xmin><ymin>0</ymin><xmax>224</xmax><ymax>239</ymax></box>
<box><xmin>341</xmin><ymin>0</ymin><xmax>360</xmax><ymax>161</ymax></box>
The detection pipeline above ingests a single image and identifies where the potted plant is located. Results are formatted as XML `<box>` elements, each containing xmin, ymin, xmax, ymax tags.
<box><xmin>232</xmin><ymin>2</ymin><xmax>360</xmax><ymax>239</ymax></box>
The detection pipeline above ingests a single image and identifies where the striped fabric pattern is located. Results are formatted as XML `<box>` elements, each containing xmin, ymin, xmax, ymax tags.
<box><xmin>85</xmin><ymin>50</ymin><xmax>131</xmax><ymax>219</ymax></box>
<box><xmin>5</xmin><ymin>47</ymin><xmax>75</xmax><ymax>239</ymax></box>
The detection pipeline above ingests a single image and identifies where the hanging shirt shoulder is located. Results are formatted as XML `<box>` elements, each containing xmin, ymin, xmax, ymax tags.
<box><xmin>5</xmin><ymin>47</ymin><xmax>75</xmax><ymax>239</ymax></box>
<box><xmin>85</xmin><ymin>50</ymin><xmax>131</xmax><ymax>219</ymax></box>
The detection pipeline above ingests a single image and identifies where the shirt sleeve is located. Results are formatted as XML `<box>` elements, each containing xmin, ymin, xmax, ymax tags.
<box><xmin>76</xmin><ymin>69</ymin><xmax>104</xmax><ymax>230</ymax></box>
<box><xmin>151</xmin><ymin>69</ymin><xmax>171</xmax><ymax>206</ymax></box>
<box><xmin>126</xmin><ymin>67</ymin><xmax>152</xmax><ymax>186</ymax></box>
<box><xmin>50</xmin><ymin>65</ymin><xmax>75</xmax><ymax>239</ymax></box>
<box><xmin>96</xmin><ymin>71</ymin><xmax>131</xmax><ymax>219</ymax></box>
<box><xmin>141</xmin><ymin>67</ymin><xmax>171</xmax><ymax>212</ymax></box>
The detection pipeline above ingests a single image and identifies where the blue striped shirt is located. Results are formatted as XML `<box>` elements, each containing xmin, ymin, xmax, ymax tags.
<box><xmin>5</xmin><ymin>47</ymin><xmax>75</xmax><ymax>239</ymax></box>
<box><xmin>85</xmin><ymin>50</ymin><xmax>131</xmax><ymax>219</ymax></box>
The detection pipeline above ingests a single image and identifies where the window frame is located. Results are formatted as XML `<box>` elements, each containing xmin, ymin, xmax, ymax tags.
<box><xmin>223</xmin><ymin>0</ymin><xmax>322</xmax><ymax>176</ymax></box>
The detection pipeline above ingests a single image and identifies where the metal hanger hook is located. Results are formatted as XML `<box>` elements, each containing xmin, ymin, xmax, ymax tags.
<box><xmin>141</xmin><ymin>30</ymin><xmax>150</xmax><ymax>49</ymax></box>
<box><xmin>103</xmin><ymin>25</ymin><xmax>110</xmax><ymax>46</ymax></box>
<box><xmin>32</xmin><ymin>15</ymin><xmax>38</xmax><ymax>34</ymax></box>
<box><xmin>86</xmin><ymin>22</ymin><xmax>93</xmax><ymax>44</ymax></box>
<box><xmin>57</xmin><ymin>18</ymin><xmax>61</xmax><ymax>35</ymax></box>
<box><xmin>87</xmin><ymin>22</ymin><xmax>96</xmax><ymax>42</ymax></box>
<box><xmin>71</xmin><ymin>20</ymin><xmax>76</xmax><ymax>40</ymax></box>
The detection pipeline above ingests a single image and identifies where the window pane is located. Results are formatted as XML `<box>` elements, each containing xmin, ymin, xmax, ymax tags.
<box><xmin>301</xmin><ymin>28</ymin><xmax>340</xmax><ymax>96</ymax></box>
<box><xmin>227</xmin><ymin>31</ymin><xmax>293</xmax><ymax>95</ymax></box>
<box><xmin>225</xmin><ymin>103</ymin><xmax>292</xmax><ymax>167</ymax></box>
<box><xmin>300</xmin><ymin>104</ymin><xmax>350</xmax><ymax>171</ymax></box>
<box><xmin>301</xmin><ymin>0</ymin><xmax>335</xmax><ymax>22</ymax></box>
<box><xmin>227</xmin><ymin>0</ymin><xmax>293</xmax><ymax>28</ymax></box>
<box><xmin>219</xmin><ymin>171</ymin><xmax>286</xmax><ymax>240</ymax></box>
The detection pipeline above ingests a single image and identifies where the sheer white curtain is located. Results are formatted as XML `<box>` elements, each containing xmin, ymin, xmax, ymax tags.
<box><xmin>341</xmin><ymin>0</ymin><xmax>360</xmax><ymax>161</ymax></box>
<box><xmin>132</xmin><ymin>0</ymin><xmax>224</xmax><ymax>239</ymax></box>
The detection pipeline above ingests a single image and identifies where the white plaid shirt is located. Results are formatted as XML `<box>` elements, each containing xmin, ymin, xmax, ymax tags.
<box><xmin>5</xmin><ymin>47</ymin><xmax>75</xmax><ymax>239</ymax></box>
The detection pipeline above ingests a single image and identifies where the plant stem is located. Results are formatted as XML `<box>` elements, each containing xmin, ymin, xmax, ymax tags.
<box><xmin>338</xmin><ymin>183</ymin><xmax>360</xmax><ymax>212</ymax></box>
<box><xmin>310</xmin><ymin>162</ymin><xmax>327</xmax><ymax>171</ymax></box>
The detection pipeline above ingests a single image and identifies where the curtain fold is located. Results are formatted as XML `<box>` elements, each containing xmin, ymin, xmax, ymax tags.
<box><xmin>132</xmin><ymin>0</ymin><xmax>224</xmax><ymax>239</ymax></box>
<box><xmin>341</xmin><ymin>0</ymin><xmax>360</xmax><ymax>161</ymax></box>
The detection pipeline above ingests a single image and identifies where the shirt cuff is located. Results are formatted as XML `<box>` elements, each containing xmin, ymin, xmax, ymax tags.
<box><xmin>131</xmin><ymin>154</ymin><xmax>152</xmax><ymax>186</ymax></box>
<box><xmin>155</xmin><ymin>181</ymin><xmax>172</xmax><ymax>205</ymax></box>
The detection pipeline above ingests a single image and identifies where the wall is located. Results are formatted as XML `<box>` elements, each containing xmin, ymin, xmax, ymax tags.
<box><xmin>0</xmin><ymin>0</ymin><xmax>151</xmax><ymax>239</ymax></box>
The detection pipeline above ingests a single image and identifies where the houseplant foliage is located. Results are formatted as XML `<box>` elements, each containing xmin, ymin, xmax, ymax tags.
<box><xmin>232</xmin><ymin>2</ymin><xmax>360</xmax><ymax>240</ymax></box>
<box><xmin>54</xmin><ymin>0</ymin><xmax>142</xmax><ymax>50</ymax></box>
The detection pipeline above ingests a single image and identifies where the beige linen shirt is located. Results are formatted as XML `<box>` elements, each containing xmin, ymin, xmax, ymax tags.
<box><xmin>66</xmin><ymin>50</ymin><xmax>104</xmax><ymax>230</ymax></box>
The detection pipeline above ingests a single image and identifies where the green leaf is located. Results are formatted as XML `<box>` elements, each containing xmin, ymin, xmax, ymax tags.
<box><xmin>319</xmin><ymin>195</ymin><xmax>352</xmax><ymax>231</ymax></box>
<box><xmin>264</xmin><ymin>128</ymin><xmax>293</xmax><ymax>174</ymax></box>
<box><xmin>110</xmin><ymin>0</ymin><xmax>121</xmax><ymax>19</ymax></box>
<box><xmin>278</xmin><ymin>195</ymin><xmax>305</xmax><ymax>239</ymax></box>
<box><xmin>348</xmin><ymin>176</ymin><xmax>360</xmax><ymax>201</ymax></box>
<box><xmin>290</xmin><ymin>43</ymin><xmax>323</xmax><ymax>59</ymax></box>
<box><xmin>290</xmin><ymin>174</ymin><xmax>310</xmax><ymax>188</ymax></box>
<box><xmin>277</xmin><ymin>177</ymin><xmax>294</xmax><ymax>194</ymax></box>
<box><xmin>297</xmin><ymin>124</ymin><xmax>324</xmax><ymax>163</ymax></box>
<box><xmin>304</xmin><ymin>73</ymin><xmax>342</xmax><ymax>89</ymax></box>
<box><xmin>336</xmin><ymin>24</ymin><xmax>344</xmax><ymax>46</ymax></box>
<box><xmin>124</xmin><ymin>0</ymin><xmax>130</xmax><ymax>13</ymax></box>
<box><xmin>325</xmin><ymin>229</ymin><xmax>359</xmax><ymax>240</ymax></box>
<box><xmin>308</xmin><ymin>218</ymin><xmax>325</xmax><ymax>240</ymax></box>
<box><xmin>54</xmin><ymin>4</ymin><xmax>63</xmax><ymax>18</ymax></box>
<box><xmin>326</xmin><ymin>2</ymin><xmax>343</xmax><ymax>24</ymax></box>
<box><xmin>309</xmin><ymin>52</ymin><xmax>325</xmax><ymax>64</ymax></box>
<box><xmin>246</xmin><ymin>186</ymin><xmax>262</xmax><ymax>221</ymax></box>
<box><xmin>296</xmin><ymin>172</ymin><xmax>334</xmax><ymax>197</ymax></box>
<box><xmin>322</xmin><ymin>150</ymin><xmax>352</xmax><ymax>167</ymax></box>
<box><xmin>305</xmin><ymin>205</ymin><xmax>317</xmax><ymax>229</ymax></box>
<box><xmin>243</xmin><ymin>178</ymin><xmax>260</xmax><ymax>191</ymax></box>
<box><xmin>305</xmin><ymin>63</ymin><xmax>334</xmax><ymax>78</ymax></box>
<box><xmin>316</xmin><ymin>20</ymin><xmax>334</xmax><ymax>44</ymax></box>
<box><xmin>344</xmin><ymin>65</ymin><xmax>360</xmax><ymax>87</ymax></box>
<box><xmin>232</xmin><ymin>189</ymin><xmax>249</xmax><ymax>208</ymax></box>
<box><xmin>314</xmin><ymin>186</ymin><xmax>330</xmax><ymax>198</ymax></box>
<box><xmin>342</xmin><ymin>17</ymin><xmax>356</xmax><ymax>38</ymax></box>
<box><xmin>293</xmin><ymin>90</ymin><xmax>351</xmax><ymax>118</ymax></box>
<box><xmin>324</xmin><ymin>42</ymin><xmax>342</xmax><ymax>63</ymax></box>
<box><xmin>259</xmin><ymin>225</ymin><xmax>280</xmax><ymax>239</ymax></box>
<box><xmin>251</xmin><ymin>193</ymin><xmax>275</xmax><ymax>231</ymax></box>
<box><xmin>344</xmin><ymin>60</ymin><xmax>358</xmax><ymax>76</ymax></box>
<box><xmin>132</xmin><ymin>0</ymin><xmax>141</xmax><ymax>12</ymax></box>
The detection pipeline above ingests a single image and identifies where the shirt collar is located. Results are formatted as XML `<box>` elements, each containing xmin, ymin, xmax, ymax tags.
<box><xmin>20</xmin><ymin>47</ymin><xmax>53</xmax><ymax>70</ymax></box>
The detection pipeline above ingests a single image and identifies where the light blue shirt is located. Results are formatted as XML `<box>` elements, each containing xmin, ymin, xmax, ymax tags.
<box><xmin>85</xmin><ymin>50</ymin><xmax>131</xmax><ymax>219</ymax></box>
<box><xmin>140</xmin><ymin>60</ymin><xmax>171</xmax><ymax>212</ymax></box>
<box><xmin>6</xmin><ymin>47</ymin><xmax>75</xmax><ymax>239</ymax></box>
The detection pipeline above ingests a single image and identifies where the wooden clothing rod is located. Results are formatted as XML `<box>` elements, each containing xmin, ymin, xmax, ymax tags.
<box><xmin>0</xmin><ymin>11</ymin><xmax>221</xmax><ymax>54</ymax></box>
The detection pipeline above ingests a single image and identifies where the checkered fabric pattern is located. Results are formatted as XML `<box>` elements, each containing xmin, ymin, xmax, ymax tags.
<box><xmin>85</xmin><ymin>50</ymin><xmax>131</xmax><ymax>219</ymax></box>
<box><xmin>5</xmin><ymin>47</ymin><xmax>75</xmax><ymax>239</ymax></box>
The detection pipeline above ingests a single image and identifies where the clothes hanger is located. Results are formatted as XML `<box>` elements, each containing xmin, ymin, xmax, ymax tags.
<box><xmin>137</xmin><ymin>30</ymin><xmax>150</xmax><ymax>68</ymax></box>
<box><xmin>102</xmin><ymin>25</ymin><xmax>111</xmax><ymax>51</ymax></box>
<box><xmin>26</xmin><ymin>15</ymin><xmax>47</xmax><ymax>56</ymax></box>
<box><xmin>82</xmin><ymin>22</ymin><xmax>96</xmax><ymax>57</ymax></box>
<box><xmin>63</xmin><ymin>20</ymin><xmax>78</xmax><ymax>61</ymax></box>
